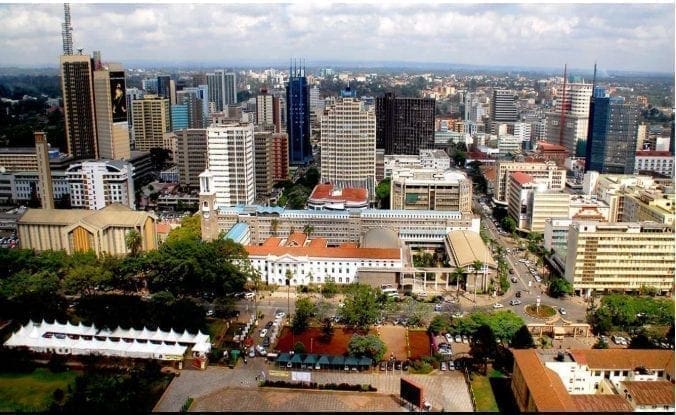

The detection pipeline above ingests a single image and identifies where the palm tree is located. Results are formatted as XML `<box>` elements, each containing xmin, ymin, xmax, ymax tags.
<box><xmin>125</xmin><ymin>229</ymin><xmax>142</xmax><ymax>256</ymax></box>
<box><xmin>303</xmin><ymin>224</ymin><xmax>314</xmax><ymax>238</ymax></box>
<box><xmin>452</xmin><ymin>266</ymin><xmax>466</xmax><ymax>298</ymax></box>
<box><xmin>472</xmin><ymin>260</ymin><xmax>484</xmax><ymax>303</ymax></box>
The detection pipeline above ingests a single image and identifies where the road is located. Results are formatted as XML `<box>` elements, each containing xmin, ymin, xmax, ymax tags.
<box><xmin>470</xmin><ymin>195</ymin><xmax>588</xmax><ymax>324</ymax></box>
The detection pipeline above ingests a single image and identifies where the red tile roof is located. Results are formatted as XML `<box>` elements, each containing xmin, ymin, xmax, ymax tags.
<box><xmin>569</xmin><ymin>349</ymin><xmax>674</xmax><ymax>370</ymax></box>
<box><xmin>510</xmin><ymin>171</ymin><xmax>534</xmax><ymax>186</ymax></box>
<box><xmin>247</xmin><ymin>236</ymin><xmax>401</xmax><ymax>260</ymax></box>
<box><xmin>512</xmin><ymin>349</ymin><xmax>577</xmax><ymax>412</ymax></box>
<box><xmin>309</xmin><ymin>184</ymin><xmax>368</xmax><ymax>204</ymax></box>
<box><xmin>155</xmin><ymin>223</ymin><xmax>171</xmax><ymax>235</ymax></box>
<box><xmin>537</xmin><ymin>142</ymin><xmax>569</xmax><ymax>152</ymax></box>
<box><xmin>621</xmin><ymin>381</ymin><xmax>674</xmax><ymax>406</ymax></box>
<box><xmin>636</xmin><ymin>150</ymin><xmax>672</xmax><ymax>157</ymax></box>
<box><xmin>571</xmin><ymin>395</ymin><xmax>634</xmax><ymax>412</ymax></box>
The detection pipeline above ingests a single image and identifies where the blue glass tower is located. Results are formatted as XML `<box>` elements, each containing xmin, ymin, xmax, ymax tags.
<box><xmin>585</xmin><ymin>88</ymin><xmax>639</xmax><ymax>174</ymax></box>
<box><xmin>171</xmin><ymin>104</ymin><xmax>189</xmax><ymax>131</ymax></box>
<box><xmin>286</xmin><ymin>64</ymin><xmax>312</xmax><ymax>165</ymax></box>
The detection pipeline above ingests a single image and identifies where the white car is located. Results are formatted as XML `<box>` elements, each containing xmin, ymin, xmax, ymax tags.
<box><xmin>559</xmin><ymin>307</ymin><xmax>567</xmax><ymax>315</ymax></box>
<box><xmin>275</xmin><ymin>311</ymin><xmax>286</xmax><ymax>319</ymax></box>
<box><xmin>259</xmin><ymin>328</ymin><xmax>268</xmax><ymax>338</ymax></box>
<box><xmin>492</xmin><ymin>303</ymin><xmax>504</xmax><ymax>309</ymax></box>
<box><xmin>445</xmin><ymin>333</ymin><xmax>453</xmax><ymax>343</ymax></box>
<box><xmin>454</xmin><ymin>334</ymin><xmax>462</xmax><ymax>343</ymax></box>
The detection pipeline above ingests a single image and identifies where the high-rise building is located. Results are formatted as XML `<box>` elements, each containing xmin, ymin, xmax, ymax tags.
<box><xmin>60</xmin><ymin>53</ymin><xmax>97</xmax><ymax>159</ymax></box>
<box><xmin>224</xmin><ymin>72</ymin><xmax>237</xmax><ymax>106</ymax></box>
<box><xmin>34</xmin><ymin>132</ymin><xmax>54</xmax><ymax>209</ymax></box>
<box><xmin>93</xmin><ymin>63</ymin><xmax>131</xmax><ymax>160</ymax></box>
<box><xmin>256</xmin><ymin>88</ymin><xmax>274</xmax><ymax>126</ymax></box>
<box><xmin>320</xmin><ymin>91</ymin><xmax>376</xmax><ymax>195</ymax></box>
<box><xmin>131</xmin><ymin>96</ymin><xmax>171</xmax><ymax>151</ymax></box>
<box><xmin>204</xmin><ymin>123</ymin><xmax>255</xmax><ymax>207</ymax></box>
<box><xmin>61</xmin><ymin>3</ymin><xmax>73</xmax><ymax>56</ymax></box>
<box><xmin>491</xmin><ymin>89</ymin><xmax>518</xmax><ymax>123</ymax></box>
<box><xmin>493</xmin><ymin>161</ymin><xmax>567</xmax><ymax>204</ymax></box>
<box><xmin>545</xmin><ymin>82</ymin><xmax>593</xmax><ymax>156</ymax></box>
<box><xmin>286</xmin><ymin>66</ymin><xmax>312</xmax><ymax>165</ymax></box>
<box><xmin>156</xmin><ymin>75</ymin><xmax>173</xmax><ymax>102</ymax></box>
<box><xmin>254</xmin><ymin>130</ymin><xmax>274</xmax><ymax>198</ymax></box>
<box><xmin>585</xmin><ymin>91</ymin><xmax>639</xmax><ymax>174</ymax></box>
<box><xmin>66</xmin><ymin>160</ymin><xmax>135</xmax><ymax>210</ymax></box>
<box><xmin>375</xmin><ymin>92</ymin><xmax>435</xmax><ymax>155</ymax></box>
<box><xmin>271</xmin><ymin>133</ymin><xmax>289</xmax><ymax>181</ymax></box>
<box><xmin>174</xmin><ymin>129</ymin><xmax>207</xmax><ymax>188</ymax></box>
<box><xmin>206</xmin><ymin>70</ymin><xmax>226</xmax><ymax>112</ymax></box>
<box><xmin>174</xmin><ymin>90</ymin><xmax>204</xmax><ymax>129</ymax></box>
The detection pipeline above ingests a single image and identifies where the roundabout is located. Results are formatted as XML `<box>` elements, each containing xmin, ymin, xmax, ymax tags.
<box><xmin>524</xmin><ymin>303</ymin><xmax>556</xmax><ymax>319</ymax></box>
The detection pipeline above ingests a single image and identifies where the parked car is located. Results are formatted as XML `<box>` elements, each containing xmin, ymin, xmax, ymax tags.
<box><xmin>434</xmin><ymin>303</ymin><xmax>443</xmax><ymax>312</ymax></box>
<box><xmin>445</xmin><ymin>333</ymin><xmax>453</xmax><ymax>343</ymax></box>
<box><xmin>387</xmin><ymin>360</ymin><xmax>395</xmax><ymax>371</ymax></box>
<box><xmin>559</xmin><ymin>307</ymin><xmax>567</xmax><ymax>315</ymax></box>
<box><xmin>462</xmin><ymin>335</ymin><xmax>469</xmax><ymax>344</ymax></box>
<box><xmin>265</xmin><ymin>321</ymin><xmax>273</xmax><ymax>329</ymax></box>
<box><xmin>395</xmin><ymin>360</ymin><xmax>402</xmax><ymax>370</ymax></box>
<box><xmin>454</xmin><ymin>334</ymin><xmax>462</xmax><ymax>343</ymax></box>
<box><xmin>259</xmin><ymin>328</ymin><xmax>268</xmax><ymax>338</ymax></box>
<box><xmin>511</xmin><ymin>277</ymin><xmax>518</xmax><ymax>283</ymax></box>
<box><xmin>510</xmin><ymin>299</ymin><xmax>522</xmax><ymax>306</ymax></box>
<box><xmin>402</xmin><ymin>360</ymin><xmax>410</xmax><ymax>371</ymax></box>
<box><xmin>262</xmin><ymin>336</ymin><xmax>271</xmax><ymax>348</ymax></box>
<box><xmin>440</xmin><ymin>361</ymin><xmax>447</xmax><ymax>371</ymax></box>
<box><xmin>275</xmin><ymin>311</ymin><xmax>286</xmax><ymax>319</ymax></box>
<box><xmin>515</xmin><ymin>291</ymin><xmax>522</xmax><ymax>298</ymax></box>
<box><xmin>448</xmin><ymin>361</ymin><xmax>455</xmax><ymax>370</ymax></box>
<box><xmin>248</xmin><ymin>347</ymin><xmax>256</xmax><ymax>358</ymax></box>
<box><xmin>492</xmin><ymin>303</ymin><xmax>504</xmax><ymax>309</ymax></box>
<box><xmin>379</xmin><ymin>361</ymin><xmax>387</xmax><ymax>371</ymax></box>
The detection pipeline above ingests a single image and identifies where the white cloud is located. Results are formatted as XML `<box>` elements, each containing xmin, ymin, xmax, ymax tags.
<box><xmin>0</xmin><ymin>3</ymin><xmax>672</xmax><ymax>73</ymax></box>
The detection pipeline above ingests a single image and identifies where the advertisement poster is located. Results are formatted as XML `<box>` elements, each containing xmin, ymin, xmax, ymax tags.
<box><xmin>110</xmin><ymin>71</ymin><xmax>127</xmax><ymax>122</ymax></box>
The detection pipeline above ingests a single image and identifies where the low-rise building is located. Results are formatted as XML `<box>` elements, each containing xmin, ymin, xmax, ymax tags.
<box><xmin>634</xmin><ymin>150</ymin><xmax>674</xmax><ymax>177</ymax></box>
<box><xmin>17</xmin><ymin>204</ymin><xmax>157</xmax><ymax>256</ymax></box>
<box><xmin>494</xmin><ymin>160</ymin><xmax>566</xmax><ymax>204</ymax></box>
<box><xmin>511</xmin><ymin>348</ymin><xmax>674</xmax><ymax>412</ymax></box>
<box><xmin>307</xmin><ymin>184</ymin><xmax>369</xmax><ymax>210</ymax></box>
<box><xmin>390</xmin><ymin>168</ymin><xmax>472</xmax><ymax>212</ymax></box>
<box><xmin>246</xmin><ymin>232</ymin><xmax>403</xmax><ymax>286</ymax></box>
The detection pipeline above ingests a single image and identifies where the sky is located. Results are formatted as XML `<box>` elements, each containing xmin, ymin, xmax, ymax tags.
<box><xmin>0</xmin><ymin>1</ymin><xmax>674</xmax><ymax>73</ymax></box>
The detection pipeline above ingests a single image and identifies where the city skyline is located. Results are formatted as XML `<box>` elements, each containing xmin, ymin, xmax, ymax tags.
<box><xmin>0</xmin><ymin>2</ymin><xmax>673</xmax><ymax>73</ymax></box>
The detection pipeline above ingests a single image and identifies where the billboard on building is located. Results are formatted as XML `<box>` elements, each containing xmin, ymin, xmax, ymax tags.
<box><xmin>110</xmin><ymin>71</ymin><xmax>127</xmax><ymax>123</ymax></box>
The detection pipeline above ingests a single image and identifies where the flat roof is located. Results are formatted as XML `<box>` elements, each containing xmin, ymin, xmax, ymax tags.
<box><xmin>308</xmin><ymin>184</ymin><xmax>368</xmax><ymax>204</ymax></box>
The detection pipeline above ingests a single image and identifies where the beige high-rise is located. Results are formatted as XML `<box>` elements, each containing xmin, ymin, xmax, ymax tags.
<box><xmin>60</xmin><ymin>54</ymin><xmax>97</xmax><ymax>159</ymax></box>
<box><xmin>93</xmin><ymin>64</ymin><xmax>131</xmax><ymax>160</ymax></box>
<box><xmin>131</xmin><ymin>95</ymin><xmax>170</xmax><ymax>151</ymax></box>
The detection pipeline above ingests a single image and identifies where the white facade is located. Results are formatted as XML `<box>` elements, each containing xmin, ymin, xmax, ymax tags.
<box><xmin>66</xmin><ymin>160</ymin><xmax>135</xmax><ymax>210</ymax></box>
<box><xmin>634</xmin><ymin>152</ymin><xmax>674</xmax><ymax>177</ymax></box>
<box><xmin>320</xmin><ymin>97</ymin><xmax>376</xmax><ymax>195</ymax></box>
<box><xmin>206</xmin><ymin>123</ymin><xmax>255</xmax><ymax>208</ymax></box>
<box><xmin>384</xmin><ymin>150</ymin><xmax>451</xmax><ymax>178</ymax></box>
<box><xmin>256</xmin><ymin>93</ymin><xmax>274</xmax><ymax>126</ymax></box>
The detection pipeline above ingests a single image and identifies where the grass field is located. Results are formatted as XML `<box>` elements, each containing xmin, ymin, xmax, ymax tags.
<box><xmin>0</xmin><ymin>369</ymin><xmax>78</xmax><ymax>412</ymax></box>
<box><xmin>470</xmin><ymin>373</ymin><xmax>499</xmax><ymax>412</ymax></box>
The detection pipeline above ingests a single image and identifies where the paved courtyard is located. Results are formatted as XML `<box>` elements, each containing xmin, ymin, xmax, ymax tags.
<box><xmin>153</xmin><ymin>359</ymin><xmax>473</xmax><ymax>412</ymax></box>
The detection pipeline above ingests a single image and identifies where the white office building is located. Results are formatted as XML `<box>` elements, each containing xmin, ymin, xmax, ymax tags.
<box><xmin>66</xmin><ymin>160</ymin><xmax>135</xmax><ymax>210</ymax></box>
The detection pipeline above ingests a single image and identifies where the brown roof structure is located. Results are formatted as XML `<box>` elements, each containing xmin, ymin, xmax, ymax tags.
<box><xmin>510</xmin><ymin>171</ymin><xmax>534</xmax><ymax>186</ymax></box>
<box><xmin>571</xmin><ymin>395</ymin><xmax>634</xmax><ymax>412</ymax></box>
<box><xmin>570</xmin><ymin>349</ymin><xmax>674</xmax><ymax>370</ymax></box>
<box><xmin>247</xmin><ymin>236</ymin><xmax>401</xmax><ymax>260</ymax></box>
<box><xmin>512</xmin><ymin>349</ymin><xmax>577</xmax><ymax>412</ymax></box>
<box><xmin>620</xmin><ymin>381</ymin><xmax>675</xmax><ymax>406</ymax></box>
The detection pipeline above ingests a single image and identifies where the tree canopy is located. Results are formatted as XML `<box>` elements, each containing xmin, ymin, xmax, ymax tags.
<box><xmin>338</xmin><ymin>284</ymin><xmax>380</xmax><ymax>329</ymax></box>
<box><xmin>348</xmin><ymin>334</ymin><xmax>387</xmax><ymax>362</ymax></box>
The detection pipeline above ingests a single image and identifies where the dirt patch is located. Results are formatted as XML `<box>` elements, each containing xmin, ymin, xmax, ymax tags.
<box><xmin>275</xmin><ymin>326</ymin><xmax>371</xmax><ymax>355</ymax></box>
<box><xmin>376</xmin><ymin>325</ymin><xmax>407</xmax><ymax>360</ymax></box>
<box><xmin>408</xmin><ymin>329</ymin><xmax>432</xmax><ymax>360</ymax></box>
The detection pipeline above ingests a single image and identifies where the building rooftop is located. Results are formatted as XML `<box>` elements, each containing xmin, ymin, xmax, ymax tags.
<box><xmin>569</xmin><ymin>349</ymin><xmax>674</xmax><ymax>370</ymax></box>
<box><xmin>512</xmin><ymin>349</ymin><xmax>576</xmax><ymax>411</ymax></box>
<box><xmin>537</xmin><ymin>142</ymin><xmax>569</xmax><ymax>152</ymax></box>
<box><xmin>362</xmin><ymin>228</ymin><xmax>400</xmax><ymax>249</ymax></box>
<box><xmin>570</xmin><ymin>394</ymin><xmax>634</xmax><ymax>412</ymax></box>
<box><xmin>224</xmin><ymin>222</ymin><xmax>249</xmax><ymax>243</ymax></box>
<box><xmin>246</xmin><ymin>236</ymin><xmax>401</xmax><ymax>260</ymax></box>
<box><xmin>510</xmin><ymin>171</ymin><xmax>534</xmax><ymax>186</ymax></box>
<box><xmin>18</xmin><ymin>204</ymin><xmax>154</xmax><ymax>229</ymax></box>
<box><xmin>635</xmin><ymin>150</ymin><xmax>672</xmax><ymax>157</ymax></box>
<box><xmin>308</xmin><ymin>184</ymin><xmax>368</xmax><ymax>205</ymax></box>
<box><xmin>620</xmin><ymin>381</ymin><xmax>674</xmax><ymax>406</ymax></box>
<box><xmin>445</xmin><ymin>230</ymin><xmax>497</xmax><ymax>269</ymax></box>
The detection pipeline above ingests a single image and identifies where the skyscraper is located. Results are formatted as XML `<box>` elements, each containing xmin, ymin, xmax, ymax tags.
<box><xmin>545</xmin><ymin>82</ymin><xmax>593</xmax><ymax>156</ymax></box>
<box><xmin>205</xmin><ymin>123</ymin><xmax>255</xmax><ymax>207</ymax></box>
<box><xmin>585</xmin><ymin>90</ymin><xmax>639</xmax><ymax>174</ymax></box>
<box><xmin>206</xmin><ymin>70</ymin><xmax>225</xmax><ymax>112</ymax></box>
<box><xmin>320</xmin><ymin>89</ymin><xmax>376</xmax><ymax>195</ymax></box>
<box><xmin>491</xmin><ymin>89</ymin><xmax>518</xmax><ymax>123</ymax></box>
<box><xmin>157</xmin><ymin>75</ymin><xmax>171</xmax><ymax>99</ymax></box>
<box><xmin>131</xmin><ymin>96</ymin><xmax>171</xmax><ymax>151</ymax></box>
<box><xmin>286</xmin><ymin>65</ymin><xmax>312</xmax><ymax>165</ymax></box>
<box><xmin>375</xmin><ymin>92</ymin><xmax>435</xmax><ymax>155</ymax></box>
<box><xmin>93</xmin><ymin>63</ymin><xmax>131</xmax><ymax>160</ymax></box>
<box><xmin>224</xmin><ymin>72</ymin><xmax>237</xmax><ymax>105</ymax></box>
<box><xmin>60</xmin><ymin>53</ymin><xmax>98</xmax><ymax>159</ymax></box>
<box><xmin>61</xmin><ymin>3</ymin><xmax>73</xmax><ymax>56</ymax></box>
<box><xmin>256</xmin><ymin>88</ymin><xmax>274</xmax><ymax>126</ymax></box>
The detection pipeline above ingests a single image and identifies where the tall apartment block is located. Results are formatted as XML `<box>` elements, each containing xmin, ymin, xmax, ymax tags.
<box><xmin>272</xmin><ymin>133</ymin><xmax>289</xmax><ymax>181</ymax></box>
<box><xmin>256</xmin><ymin>88</ymin><xmax>276</xmax><ymax>127</ymax></box>
<box><xmin>286</xmin><ymin>66</ymin><xmax>312</xmax><ymax>165</ymax></box>
<box><xmin>586</xmin><ymin>90</ymin><xmax>639</xmax><ymax>174</ymax></box>
<box><xmin>493</xmin><ymin>160</ymin><xmax>567</xmax><ymax>204</ymax></box>
<box><xmin>60</xmin><ymin>54</ymin><xmax>97</xmax><ymax>159</ymax></box>
<box><xmin>254</xmin><ymin>130</ymin><xmax>274</xmax><ymax>198</ymax></box>
<box><xmin>545</xmin><ymin>82</ymin><xmax>592</xmax><ymax>156</ymax></box>
<box><xmin>174</xmin><ymin>129</ymin><xmax>207</xmax><ymax>188</ymax></box>
<box><xmin>203</xmin><ymin>123</ymin><xmax>255</xmax><ymax>208</ymax></box>
<box><xmin>320</xmin><ymin>92</ymin><xmax>376</xmax><ymax>195</ymax></box>
<box><xmin>565</xmin><ymin>221</ymin><xmax>674</xmax><ymax>296</ymax></box>
<box><xmin>376</xmin><ymin>92</ymin><xmax>435</xmax><ymax>155</ymax></box>
<box><xmin>131</xmin><ymin>95</ymin><xmax>171</xmax><ymax>151</ymax></box>
<box><xmin>207</xmin><ymin>70</ymin><xmax>236</xmax><ymax>112</ymax></box>
<box><xmin>491</xmin><ymin>89</ymin><xmax>518</xmax><ymax>123</ymax></box>
<box><xmin>224</xmin><ymin>72</ymin><xmax>237</xmax><ymax>106</ymax></box>
<box><xmin>93</xmin><ymin>63</ymin><xmax>131</xmax><ymax>160</ymax></box>
<box><xmin>66</xmin><ymin>160</ymin><xmax>135</xmax><ymax>210</ymax></box>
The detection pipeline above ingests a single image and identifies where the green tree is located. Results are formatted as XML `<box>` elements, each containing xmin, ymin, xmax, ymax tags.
<box><xmin>292</xmin><ymin>296</ymin><xmax>316</xmax><ymax>334</ymax></box>
<box><xmin>549</xmin><ymin>277</ymin><xmax>572</xmax><ymax>298</ymax></box>
<box><xmin>592</xmin><ymin>338</ymin><xmax>609</xmax><ymax>349</ymax></box>
<box><xmin>165</xmin><ymin>214</ymin><xmax>201</xmax><ymax>244</ymax></box>
<box><xmin>339</xmin><ymin>284</ymin><xmax>380</xmax><ymax>329</ymax></box>
<box><xmin>321</xmin><ymin>280</ymin><xmax>338</xmax><ymax>298</ymax></box>
<box><xmin>375</xmin><ymin>178</ymin><xmax>391</xmax><ymax>208</ymax></box>
<box><xmin>63</xmin><ymin>264</ymin><xmax>112</xmax><ymax>296</ymax></box>
<box><xmin>125</xmin><ymin>229</ymin><xmax>142</xmax><ymax>256</ymax></box>
<box><xmin>502</xmin><ymin>216</ymin><xmax>517</xmax><ymax>233</ymax></box>
<box><xmin>470</xmin><ymin>325</ymin><xmax>498</xmax><ymax>374</ymax></box>
<box><xmin>348</xmin><ymin>334</ymin><xmax>386</xmax><ymax>361</ymax></box>
<box><xmin>293</xmin><ymin>341</ymin><xmax>306</xmax><ymax>354</ymax></box>
<box><xmin>452</xmin><ymin>266</ymin><xmax>466</xmax><ymax>297</ymax></box>
<box><xmin>303</xmin><ymin>224</ymin><xmax>314</xmax><ymax>238</ymax></box>
<box><xmin>511</xmin><ymin>325</ymin><xmax>535</xmax><ymax>349</ymax></box>
<box><xmin>428</xmin><ymin>314</ymin><xmax>452</xmax><ymax>335</ymax></box>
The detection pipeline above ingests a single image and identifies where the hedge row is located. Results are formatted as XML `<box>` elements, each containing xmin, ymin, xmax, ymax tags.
<box><xmin>261</xmin><ymin>380</ymin><xmax>377</xmax><ymax>392</ymax></box>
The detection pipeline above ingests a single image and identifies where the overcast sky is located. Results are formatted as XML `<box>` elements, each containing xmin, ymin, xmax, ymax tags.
<box><xmin>0</xmin><ymin>2</ymin><xmax>674</xmax><ymax>73</ymax></box>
